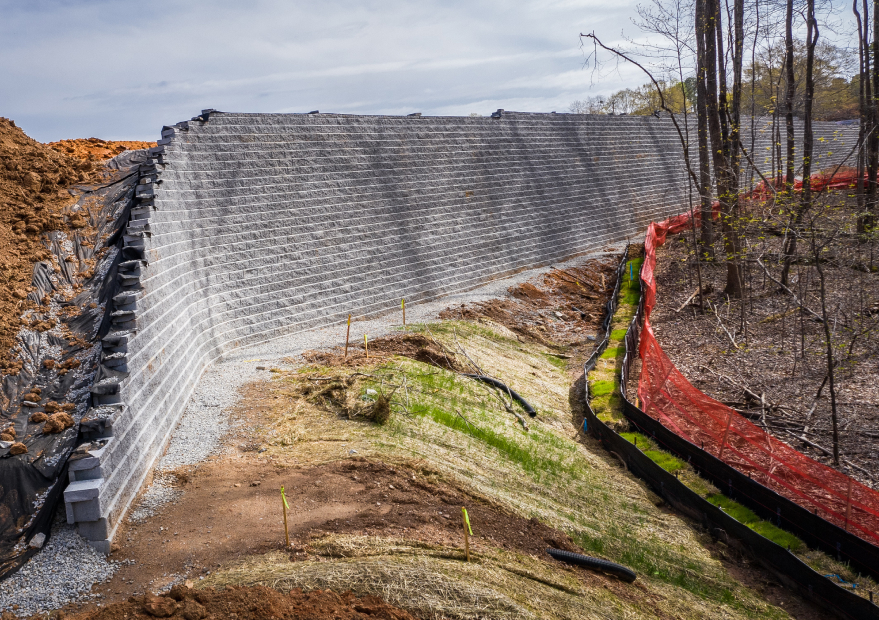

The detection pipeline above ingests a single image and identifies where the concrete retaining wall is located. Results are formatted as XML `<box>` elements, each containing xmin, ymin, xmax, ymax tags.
<box><xmin>61</xmin><ymin>110</ymin><xmax>860</xmax><ymax>551</ymax></box>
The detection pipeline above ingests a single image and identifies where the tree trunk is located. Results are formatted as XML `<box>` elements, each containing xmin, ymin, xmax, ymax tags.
<box><xmin>723</xmin><ymin>0</ymin><xmax>744</xmax><ymax>298</ymax></box>
<box><xmin>783</xmin><ymin>0</ymin><xmax>796</xmax><ymax>195</ymax></box>
<box><xmin>814</xmin><ymin>241</ymin><xmax>840</xmax><ymax>465</ymax></box>
<box><xmin>801</xmin><ymin>1</ymin><xmax>818</xmax><ymax>210</ymax></box>
<box><xmin>780</xmin><ymin>0</ymin><xmax>798</xmax><ymax>287</ymax></box>
<box><xmin>704</xmin><ymin>0</ymin><xmax>726</xmax><ymax>223</ymax></box>
<box><xmin>696</xmin><ymin>0</ymin><xmax>715</xmax><ymax>259</ymax></box>
<box><xmin>856</xmin><ymin>0</ymin><xmax>869</xmax><ymax>233</ymax></box>
<box><xmin>869</xmin><ymin>0</ymin><xmax>879</xmax><ymax>225</ymax></box>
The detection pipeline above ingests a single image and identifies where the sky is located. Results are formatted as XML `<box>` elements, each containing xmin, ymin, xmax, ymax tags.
<box><xmin>0</xmin><ymin>0</ymin><xmax>857</xmax><ymax>143</ymax></box>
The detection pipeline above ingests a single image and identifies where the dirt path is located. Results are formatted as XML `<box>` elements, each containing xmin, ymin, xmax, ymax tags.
<box><xmin>87</xmin><ymin>444</ymin><xmax>586</xmax><ymax>605</ymax></box>
<box><xmin>71</xmin><ymin>584</ymin><xmax>419</xmax><ymax>620</ymax></box>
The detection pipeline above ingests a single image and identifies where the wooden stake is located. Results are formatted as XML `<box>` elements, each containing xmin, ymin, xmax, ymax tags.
<box><xmin>461</xmin><ymin>507</ymin><xmax>472</xmax><ymax>562</ymax></box>
<box><xmin>344</xmin><ymin>314</ymin><xmax>351</xmax><ymax>357</ymax></box>
<box><xmin>281</xmin><ymin>486</ymin><xmax>290</xmax><ymax>548</ymax></box>
<box><xmin>402</xmin><ymin>298</ymin><xmax>406</xmax><ymax>329</ymax></box>
<box><xmin>364</xmin><ymin>334</ymin><xmax>368</xmax><ymax>359</ymax></box>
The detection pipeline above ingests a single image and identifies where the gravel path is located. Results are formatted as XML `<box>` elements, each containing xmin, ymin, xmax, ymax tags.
<box><xmin>5</xmin><ymin>245</ymin><xmax>623</xmax><ymax>615</ymax></box>
<box><xmin>0</xmin><ymin>522</ymin><xmax>126</xmax><ymax>616</ymax></box>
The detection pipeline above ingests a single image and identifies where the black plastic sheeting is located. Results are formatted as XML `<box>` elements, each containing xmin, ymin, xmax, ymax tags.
<box><xmin>583</xmin><ymin>248</ymin><xmax>879</xmax><ymax>620</ymax></box>
<box><xmin>0</xmin><ymin>151</ymin><xmax>147</xmax><ymax>580</ymax></box>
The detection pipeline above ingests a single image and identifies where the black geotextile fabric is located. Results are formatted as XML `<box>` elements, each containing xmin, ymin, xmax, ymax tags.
<box><xmin>0</xmin><ymin>151</ymin><xmax>147</xmax><ymax>580</ymax></box>
<box><xmin>582</xmin><ymin>253</ymin><xmax>879</xmax><ymax>619</ymax></box>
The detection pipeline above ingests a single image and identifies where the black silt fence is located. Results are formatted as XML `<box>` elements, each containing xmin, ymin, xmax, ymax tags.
<box><xmin>582</xmin><ymin>251</ymin><xmax>879</xmax><ymax>619</ymax></box>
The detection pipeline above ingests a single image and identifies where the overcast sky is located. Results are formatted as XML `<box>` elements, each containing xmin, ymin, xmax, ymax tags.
<box><xmin>0</xmin><ymin>0</ymin><xmax>855</xmax><ymax>143</ymax></box>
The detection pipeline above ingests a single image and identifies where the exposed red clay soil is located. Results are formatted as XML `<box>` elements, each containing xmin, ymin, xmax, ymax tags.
<box><xmin>0</xmin><ymin>120</ymin><xmax>154</xmax><ymax>374</ymax></box>
<box><xmin>0</xmin><ymin>118</ymin><xmax>102</xmax><ymax>374</ymax></box>
<box><xmin>438</xmin><ymin>257</ymin><xmax>619</xmax><ymax>347</ymax></box>
<box><xmin>47</xmin><ymin>138</ymin><xmax>156</xmax><ymax>162</ymax></box>
<box><xmin>85</xmin><ymin>453</ymin><xmax>588</xmax><ymax>609</ymax></box>
<box><xmin>69</xmin><ymin>584</ymin><xmax>418</xmax><ymax>620</ymax></box>
<box><xmin>301</xmin><ymin>333</ymin><xmax>465</xmax><ymax>372</ymax></box>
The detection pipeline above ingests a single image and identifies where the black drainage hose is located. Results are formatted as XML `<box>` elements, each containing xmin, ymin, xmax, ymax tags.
<box><xmin>462</xmin><ymin>374</ymin><xmax>537</xmax><ymax>417</ymax></box>
<box><xmin>546</xmin><ymin>548</ymin><xmax>637</xmax><ymax>583</ymax></box>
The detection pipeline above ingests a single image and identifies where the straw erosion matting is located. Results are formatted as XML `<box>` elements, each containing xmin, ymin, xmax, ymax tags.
<box><xmin>183</xmin><ymin>319</ymin><xmax>796</xmax><ymax>620</ymax></box>
<box><xmin>199</xmin><ymin>534</ymin><xmax>630</xmax><ymax>620</ymax></box>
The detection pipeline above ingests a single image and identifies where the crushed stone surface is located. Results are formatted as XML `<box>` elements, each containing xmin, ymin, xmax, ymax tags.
<box><xmin>127</xmin><ymin>474</ymin><xmax>183</xmax><ymax>524</ymax></box>
<box><xmin>0</xmin><ymin>523</ymin><xmax>123</xmax><ymax>616</ymax></box>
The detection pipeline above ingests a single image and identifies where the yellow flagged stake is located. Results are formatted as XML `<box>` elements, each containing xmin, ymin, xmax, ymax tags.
<box><xmin>281</xmin><ymin>486</ymin><xmax>290</xmax><ymax>548</ymax></box>
<box><xmin>364</xmin><ymin>334</ymin><xmax>369</xmax><ymax>359</ymax></box>
<box><xmin>344</xmin><ymin>314</ymin><xmax>351</xmax><ymax>358</ymax></box>
<box><xmin>461</xmin><ymin>507</ymin><xmax>473</xmax><ymax>562</ymax></box>
<box><xmin>401</xmin><ymin>298</ymin><xmax>406</xmax><ymax>329</ymax></box>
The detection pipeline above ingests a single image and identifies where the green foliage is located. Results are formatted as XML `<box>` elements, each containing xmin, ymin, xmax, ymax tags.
<box><xmin>569</xmin><ymin>81</ymin><xmax>694</xmax><ymax>116</ymax></box>
<box><xmin>542</xmin><ymin>353</ymin><xmax>568</xmax><ymax>369</ymax></box>
<box><xmin>618</xmin><ymin>432</ymin><xmax>806</xmax><ymax>553</ymax></box>
<box><xmin>573</xmin><ymin>527</ymin><xmax>761</xmax><ymax>612</ymax></box>
<box><xmin>600</xmin><ymin>346</ymin><xmax>623</xmax><ymax>360</ymax></box>
<box><xmin>617</xmin><ymin>259</ymin><xmax>643</xmax><ymax>305</ymax></box>
<box><xmin>643</xmin><ymin>449</ymin><xmax>686</xmax><ymax>473</ymax></box>
<box><xmin>589</xmin><ymin>380</ymin><xmax>616</xmax><ymax>397</ymax></box>
<box><xmin>707</xmin><ymin>494</ymin><xmax>805</xmax><ymax>552</ymax></box>
<box><xmin>609</xmin><ymin>329</ymin><xmax>628</xmax><ymax>341</ymax></box>
<box><xmin>581</xmin><ymin>41</ymin><xmax>857</xmax><ymax>122</ymax></box>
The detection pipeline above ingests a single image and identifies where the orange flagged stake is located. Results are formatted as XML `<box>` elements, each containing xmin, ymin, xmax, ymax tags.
<box><xmin>402</xmin><ymin>298</ymin><xmax>406</xmax><ymax>329</ymax></box>
<box><xmin>344</xmin><ymin>314</ymin><xmax>351</xmax><ymax>357</ymax></box>
<box><xmin>461</xmin><ymin>507</ymin><xmax>472</xmax><ymax>562</ymax></box>
<box><xmin>364</xmin><ymin>334</ymin><xmax>368</xmax><ymax>359</ymax></box>
<box><xmin>281</xmin><ymin>486</ymin><xmax>290</xmax><ymax>547</ymax></box>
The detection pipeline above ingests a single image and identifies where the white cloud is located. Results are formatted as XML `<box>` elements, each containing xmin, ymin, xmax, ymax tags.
<box><xmin>0</xmin><ymin>0</ymin><xmax>856</xmax><ymax>141</ymax></box>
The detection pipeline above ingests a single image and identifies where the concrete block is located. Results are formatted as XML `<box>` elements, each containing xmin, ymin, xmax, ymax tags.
<box><xmin>88</xmin><ymin>539</ymin><xmax>112</xmax><ymax>555</ymax></box>
<box><xmin>64</xmin><ymin>478</ymin><xmax>102</xmax><ymax>502</ymax></box>
<box><xmin>76</xmin><ymin>518</ymin><xmax>110</xmax><ymax>541</ymax></box>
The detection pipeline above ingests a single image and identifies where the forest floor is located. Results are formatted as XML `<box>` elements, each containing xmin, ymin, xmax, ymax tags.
<box><xmin>648</xmin><ymin>190</ymin><xmax>878</xmax><ymax>489</ymax></box>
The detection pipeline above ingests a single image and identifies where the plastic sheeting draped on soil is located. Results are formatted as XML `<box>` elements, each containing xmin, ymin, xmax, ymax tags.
<box><xmin>0</xmin><ymin>150</ymin><xmax>148</xmax><ymax>580</ymax></box>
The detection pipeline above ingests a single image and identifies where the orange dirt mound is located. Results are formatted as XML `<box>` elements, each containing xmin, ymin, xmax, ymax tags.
<box><xmin>439</xmin><ymin>257</ymin><xmax>619</xmax><ymax>346</ymax></box>
<box><xmin>47</xmin><ymin>138</ymin><xmax>156</xmax><ymax>161</ymax></box>
<box><xmin>70</xmin><ymin>584</ymin><xmax>418</xmax><ymax>620</ymax></box>
<box><xmin>0</xmin><ymin>118</ymin><xmax>102</xmax><ymax>374</ymax></box>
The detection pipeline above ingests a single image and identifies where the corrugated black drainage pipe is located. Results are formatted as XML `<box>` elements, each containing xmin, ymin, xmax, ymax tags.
<box><xmin>546</xmin><ymin>548</ymin><xmax>637</xmax><ymax>583</ymax></box>
<box><xmin>462</xmin><ymin>374</ymin><xmax>537</xmax><ymax>417</ymax></box>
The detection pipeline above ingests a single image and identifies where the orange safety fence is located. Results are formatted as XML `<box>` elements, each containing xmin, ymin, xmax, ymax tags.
<box><xmin>637</xmin><ymin>171</ymin><xmax>879</xmax><ymax>547</ymax></box>
<box><xmin>707</xmin><ymin>167</ymin><xmax>867</xmax><ymax>211</ymax></box>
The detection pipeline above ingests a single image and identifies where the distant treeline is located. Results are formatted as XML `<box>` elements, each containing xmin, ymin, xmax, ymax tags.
<box><xmin>572</xmin><ymin>41</ymin><xmax>857</xmax><ymax>122</ymax></box>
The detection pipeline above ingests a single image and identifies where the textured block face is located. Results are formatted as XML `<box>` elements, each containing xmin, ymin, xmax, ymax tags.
<box><xmin>77</xmin><ymin>112</ymin><xmax>858</xmax><ymax>549</ymax></box>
